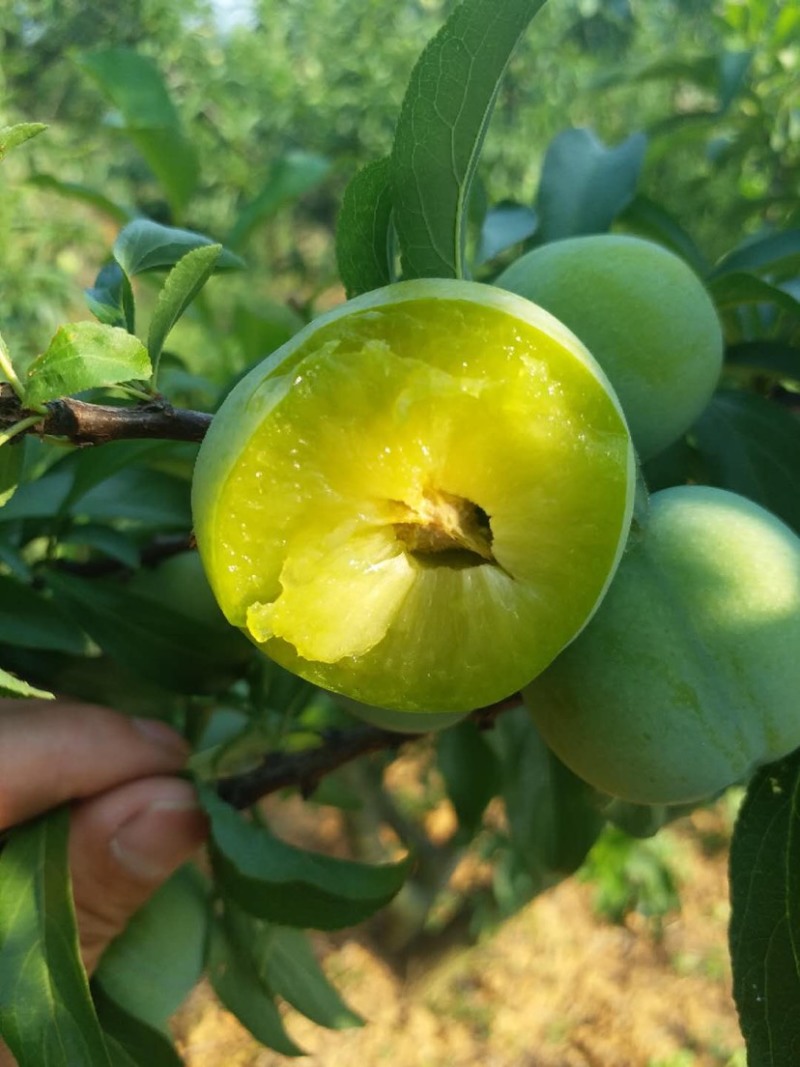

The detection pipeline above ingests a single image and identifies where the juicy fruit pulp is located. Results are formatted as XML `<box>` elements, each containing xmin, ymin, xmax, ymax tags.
<box><xmin>192</xmin><ymin>280</ymin><xmax>635</xmax><ymax>714</ymax></box>
<box><xmin>525</xmin><ymin>486</ymin><xmax>800</xmax><ymax>805</ymax></box>
<box><xmin>496</xmin><ymin>235</ymin><xmax>724</xmax><ymax>461</ymax></box>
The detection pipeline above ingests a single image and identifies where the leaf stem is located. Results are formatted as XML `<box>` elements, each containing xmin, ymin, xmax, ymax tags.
<box><xmin>0</xmin><ymin>414</ymin><xmax>40</xmax><ymax>446</ymax></box>
<box><xmin>0</xmin><ymin>333</ymin><xmax>25</xmax><ymax>400</ymax></box>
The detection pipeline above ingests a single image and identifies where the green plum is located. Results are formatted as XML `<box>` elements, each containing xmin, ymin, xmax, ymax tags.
<box><xmin>496</xmin><ymin>235</ymin><xmax>724</xmax><ymax>461</ymax></box>
<box><xmin>525</xmin><ymin>485</ymin><xmax>800</xmax><ymax>805</ymax></box>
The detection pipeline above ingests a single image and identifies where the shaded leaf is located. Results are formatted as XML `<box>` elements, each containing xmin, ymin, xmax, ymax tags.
<box><xmin>536</xmin><ymin>128</ymin><xmax>647</xmax><ymax>243</ymax></box>
<box><xmin>148</xmin><ymin>244</ymin><xmax>222</xmax><ymax>375</ymax></box>
<box><xmin>28</xmin><ymin>175</ymin><xmax>132</xmax><ymax>226</ymax></box>
<box><xmin>489</xmin><ymin>707</ymin><xmax>604</xmax><ymax>889</ymax></box>
<box><xmin>96</xmin><ymin>867</ymin><xmax>208</xmax><ymax>1031</ymax></box>
<box><xmin>113</xmin><ymin>219</ymin><xmax>244</xmax><ymax>277</ymax></box>
<box><xmin>392</xmin><ymin>0</ymin><xmax>547</xmax><ymax>279</ymax></box>
<box><xmin>208</xmin><ymin>913</ymin><xmax>303</xmax><ymax>1056</ymax></box>
<box><xmin>730</xmin><ymin>749</ymin><xmax>800</xmax><ymax>1067</ymax></box>
<box><xmin>24</xmin><ymin>323</ymin><xmax>151</xmax><ymax>407</ymax></box>
<box><xmin>261</xmin><ymin>925</ymin><xmax>363</xmax><ymax>1030</ymax></box>
<box><xmin>710</xmin><ymin>230</ymin><xmax>800</xmax><ymax>282</ymax></box>
<box><xmin>0</xmin><ymin>123</ymin><xmax>47</xmax><ymax>161</ymax></box>
<box><xmin>202</xmin><ymin>786</ymin><xmax>411</xmax><ymax>930</ymax></box>
<box><xmin>0</xmin><ymin>808</ymin><xmax>112</xmax><ymax>1066</ymax></box>
<box><xmin>92</xmin><ymin>984</ymin><xmax>183</xmax><ymax>1066</ymax></box>
<box><xmin>709</xmin><ymin>272</ymin><xmax>800</xmax><ymax>339</ymax></box>
<box><xmin>0</xmin><ymin>440</ymin><xmax>25</xmax><ymax>508</ymax></box>
<box><xmin>618</xmin><ymin>194</ymin><xmax>708</xmax><ymax>276</ymax></box>
<box><xmin>59</xmin><ymin>524</ymin><xmax>141</xmax><ymax>569</ymax></box>
<box><xmin>475</xmin><ymin>201</ymin><xmax>537</xmax><ymax>267</ymax></box>
<box><xmin>78</xmin><ymin>48</ymin><xmax>198</xmax><ymax>216</ymax></box>
<box><xmin>46</xmin><ymin>571</ymin><xmax>248</xmax><ymax>694</ymax></box>
<box><xmin>726</xmin><ymin>341</ymin><xmax>800</xmax><ymax>381</ymax></box>
<box><xmin>0</xmin><ymin>575</ymin><xmax>87</xmax><ymax>654</ymax></box>
<box><xmin>85</xmin><ymin>262</ymin><xmax>135</xmax><ymax>333</ymax></box>
<box><xmin>691</xmin><ymin>390</ymin><xmax>800</xmax><ymax>534</ymax></box>
<box><xmin>336</xmin><ymin>156</ymin><xmax>394</xmax><ymax>298</ymax></box>
<box><xmin>437</xmin><ymin>719</ymin><xmax>502</xmax><ymax>839</ymax></box>
<box><xmin>228</xmin><ymin>151</ymin><xmax>331</xmax><ymax>250</ymax></box>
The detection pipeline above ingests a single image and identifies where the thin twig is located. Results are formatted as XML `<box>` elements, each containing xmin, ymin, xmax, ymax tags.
<box><xmin>215</xmin><ymin>695</ymin><xmax>522</xmax><ymax>810</ymax></box>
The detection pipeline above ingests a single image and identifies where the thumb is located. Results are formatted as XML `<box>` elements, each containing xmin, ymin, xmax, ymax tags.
<box><xmin>68</xmin><ymin>776</ymin><xmax>208</xmax><ymax>974</ymax></box>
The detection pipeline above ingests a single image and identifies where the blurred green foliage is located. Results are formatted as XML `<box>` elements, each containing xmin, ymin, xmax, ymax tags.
<box><xmin>1</xmin><ymin>0</ymin><xmax>797</xmax><ymax>365</ymax></box>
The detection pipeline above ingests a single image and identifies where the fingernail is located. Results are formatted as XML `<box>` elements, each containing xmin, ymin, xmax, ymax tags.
<box><xmin>110</xmin><ymin>796</ymin><xmax>204</xmax><ymax>882</ymax></box>
<box><xmin>132</xmin><ymin>717</ymin><xmax>189</xmax><ymax>756</ymax></box>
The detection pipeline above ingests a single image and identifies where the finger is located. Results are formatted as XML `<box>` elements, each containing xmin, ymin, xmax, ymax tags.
<box><xmin>68</xmin><ymin>775</ymin><xmax>208</xmax><ymax>974</ymax></box>
<box><xmin>0</xmin><ymin>700</ymin><xmax>189</xmax><ymax>831</ymax></box>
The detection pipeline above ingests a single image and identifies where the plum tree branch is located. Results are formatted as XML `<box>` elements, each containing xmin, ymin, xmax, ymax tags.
<box><xmin>214</xmin><ymin>695</ymin><xmax>522</xmax><ymax>810</ymax></box>
<box><xmin>0</xmin><ymin>384</ymin><xmax>212</xmax><ymax>445</ymax></box>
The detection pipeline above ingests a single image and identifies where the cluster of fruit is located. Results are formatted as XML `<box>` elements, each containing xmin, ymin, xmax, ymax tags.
<box><xmin>191</xmin><ymin>235</ymin><xmax>800</xmax><ymax>807</ymax></box>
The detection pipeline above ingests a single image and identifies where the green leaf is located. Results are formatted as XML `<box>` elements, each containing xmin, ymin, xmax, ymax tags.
<box><xmin>0</xmin><ymin>666</ymin><xmax>54</xmax><ymax>700</ymax></box>
<box><xmin>207</xmin><ymin>912</ymin><xmax>303</xmax><ymax>1057</ymax></box>
<box><xmin>0</xmin><ymin>123</ymin><xmax>47</xmax><ymax>162</ymax></box>
<box><xmin>718</xmin><ymin>49</ymin><xmax>753</xmax><ymax>112</ymax></box>
<box><xmin>0</xmin><ymin>808</ymin><xmax>113</xmax><ymax>1066</ymax></box>
<box><xmin>95</xmin><ymin>867</ymin><xmax>208</xmax><ymax>1031</ymax></box>
<box><xmin>618</xmin><ymin>194</ymin><xmax>708</xmax><ymax>276</ymax></box>
<box><xmin>228</xmin><ymin>151</ymin><xmax>331</xmax><ymax>251</ymax></box>
<box><xmin>392</xmin><ymin>0</ymin><xmax>547</xmax><ymax>280</ymax></box>
<box><xmin>475</xmin><ymin>202</ymin><xmax>537</xmax><ymax>267</ymax></box>
<box><xmin>489</xmin><ymin>708</ymin><xmax>604</xmax><ymax>890</ymax></box>
<box><xmin>24</xmin><ymin>323</ymin><xmax>151</xmax><ymax>407</ymax></box>
<box><xmin>259</xmin><ymin>926</ymin><xmax>362</xmax><ymax>1030</ymax></box>
<box><xmin>710</xmin><ymin>230</ymin><xmax>800</xmax><ymax>282</ymax></box>
<box><xmin>114</xmin><ymin>219</ymin><xmax>244</xmax><ymax>277</ymax></box>
<box><xmin>148</xmin><ymin>245</ymin><xmax>222</xmax><ymax>377</ymax></box>
<box><xmin>727</xmin><ymin>341</ymin><xmax>800</xmax><ymax>381</ymax></box>
<box><xmin>536</xmin><ymin>128</ymin><xmax>647</xmax><ymax>243</ymax></box>
<box><xmin>59</xmin><ymin>524</ymin><xmax>141</xmax><ymax>569</ymax></box>
<box><xmin>46</xmin><ymin>572</ymin><xmax>248</xmax><ymax>694</ymax></box>
<box><xmin>336</xmin><ymin>156</ymin><xmax>394</xmax><ymax>298</ymax></box>
<box><xmin>85</xmin><ymin>262</ymin><xmax>136</xmax><ymax>332</ymax></box>
<box><xmin>75</xmin><ymin>467</ymin><xmax>193</xmax><ymax>528</ymax></box>
<box><xmin>0</xmin><ymin>439</ymin><xmax>25</xmax><ymax>508</ymax></box>
<box><xmin>201</xmin><ymin>786</ymin><xmax>411</xmax><ymax>930</ymax></box>
<box><xmin>77</xmin><ymin>48</ymin><xmax>198</xmax><ymax>217</ymax></box>
<box><xmin>729</xmin><ymin>749</ymin><xmax>800</xmax><ymax>1067</ymax></box>
<box><xmin>437</xmin><ymin>719</ymin><xmax>502</xmax><ymax>839</ymax></box>
<box><xmin>0</xmin><ymin>575</ymin><xmax>87</xmax><ymax>654</ymax></box>
<box><xmin>92</xmin><ymin>984</ymin><xmax>183</xmax><ymax>1066</ymax></box>
<box><xmin>28</xmin><ymin>175</ymin><xmax>132</xmax><ymax>226</ymax></box>
<box><xmin>709</xmin><ymin>272</ymin><xmax>800</xmax><ymax>340</ymax></box>
<box><xmin>690</xmin><ymin>390</ymin><xmax>800</xmax><ymax>534</ymax></box>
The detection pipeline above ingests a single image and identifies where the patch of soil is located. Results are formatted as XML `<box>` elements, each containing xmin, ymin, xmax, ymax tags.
<box><xmin>173</xmin><ymin>802</ymin><xmax>743</xmax><ymax>1067</ymax></box>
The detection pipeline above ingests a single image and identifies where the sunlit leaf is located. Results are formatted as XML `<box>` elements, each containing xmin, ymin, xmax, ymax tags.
<box><xmin>392</xmin><ymin>0</ymin><xmax>547</xmax><ymax>279</ymax></box>
<box><xmin>0</xmin><ymin>809</ymin><xmax>112</xmax><ymax>1065</ymax></box>
<box><xmin>0</xmin><ymin>123</ymin><xmax>47</xmax><ymax>162</ymax></box>
<box><xmin>0</xmin><ymin>666</ymin><xmax>54</xmax><ymax>700</ymax></box>
<box><xmin>336</xmin><ymin>156</ymin><xmax>394</xmax><ymax>298</ymax></box>
<box><xmin>23</xmin><ymin>323</ymin><xmax>151</xmax><ymax>407</ymax></box>
<box><xmin>148</xmin><ymin>244</ymin><xmax>222</xmax><ymax>376</ymax></box>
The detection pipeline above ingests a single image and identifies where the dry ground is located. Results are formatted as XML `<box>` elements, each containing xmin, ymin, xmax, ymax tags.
<box><xmin>172</xmin><ymin>797</ymin><xmax>744</xmax><ymax>1067</ymax></box>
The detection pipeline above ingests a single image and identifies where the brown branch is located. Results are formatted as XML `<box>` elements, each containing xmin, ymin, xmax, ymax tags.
<box><xmin>0</xmin><ymin>384</ymin><xmax>212</xmax><ymax>446</ymax></box>
<box><xmin>215</xmin><ymin>695</ymin><xmax>522</xmax><ymax>810</ymax></box>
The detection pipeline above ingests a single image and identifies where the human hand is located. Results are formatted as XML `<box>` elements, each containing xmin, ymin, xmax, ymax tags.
<box><xmin>0</xmin><ymin>699</ymin><xmax>207</xmax><ymax>1063</ymax></box>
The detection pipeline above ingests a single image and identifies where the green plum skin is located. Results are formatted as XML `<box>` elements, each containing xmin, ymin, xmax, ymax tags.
<box><xmin>496</xmin><ymin>235</ymin><xmax>723</xmax><ymax>461</ymax></box>
<box><xmin>525</xmin><ymin>486</ymin><xmax>800</xmax><ymax>805</ymax></box>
